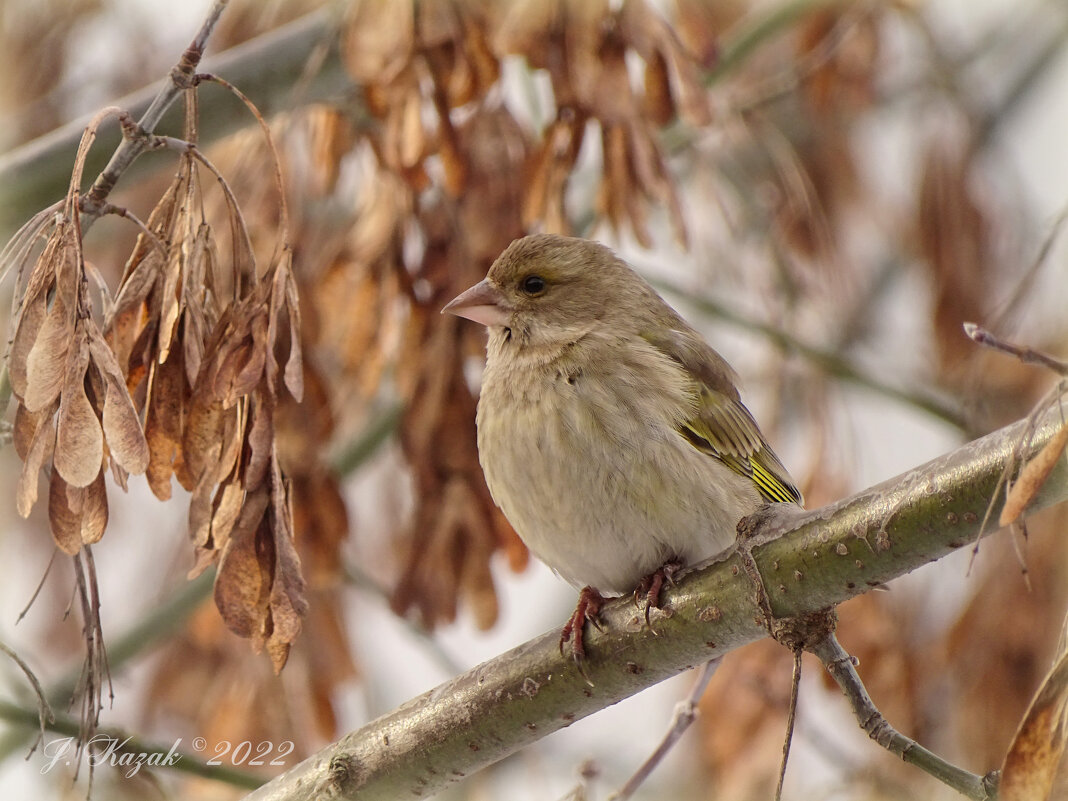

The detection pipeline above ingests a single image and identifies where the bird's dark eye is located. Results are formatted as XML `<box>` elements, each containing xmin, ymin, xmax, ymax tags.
<box><xmin>520</xmin><ymin>275</ymin><xmax>547</xmax><ymax>296</ymax></box>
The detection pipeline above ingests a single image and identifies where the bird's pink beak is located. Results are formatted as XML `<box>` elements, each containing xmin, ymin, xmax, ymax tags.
<box><xmin>442</xmin><ymin>279</ymin><xmax>513</xmax><ymax>327</ymax></box>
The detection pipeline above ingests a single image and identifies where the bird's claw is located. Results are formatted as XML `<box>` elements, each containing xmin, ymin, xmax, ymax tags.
<box><xmin>634</xmin><ymin>560</ymin><xmax>683</xmax><ymax>629</ymax></box>
<box><xmin>560</xmin><ymin>586</ymin><xmax>605</xmax><ymax>674</ymax></box>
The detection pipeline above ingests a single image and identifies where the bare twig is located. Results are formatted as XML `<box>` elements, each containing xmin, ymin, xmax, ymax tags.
<box><xmin>16</xmin><ymin>552</ymin><xmax>57</xmax><ymax>624</ymax></box>
<box><xmin>79</xmin><ymin>0</ymin><xmax>230</xmax><ymax>222</ymax></box>
<box><xmin>808</xmin><ymin>633</ymin><xmax>997</xmax><ymax>801</ymax></box>
<box><xmin>48</xmin><ymin>571</ymin><xmax>214</xmax><ymax>712</ymax></box>
<box><xmin>607</xmin><ymin>659</ymin><xmax>721</xmax><ymax>801</ymax></box>
<box><xmin>0</xmin><ymin>7</ymin><xmax>352</xmax><ymax>236</ymax></box>
<box><xmin>990</xmin><ymin>204</ymin><xmax>1068</xmax><ymax>329</ymax></box>
<box><xmin>195</xmin><ymin>72</ymin><xmax>292</xmax><ymax>256</ymax></box>
<box><xmin>68</xmin><ymin>548</ymin><xmax>111</xmax><ymax>786</ymax></box>
<box><xmin>964</xmin><ymin>322</ymin><xmax>1068</xmax><ymax>376</ymax></box>
<box><xmin>97</xmin><ymin>202</ymin><xmax>167</xmax><ymax>258</ymax></box>
<box><xmin>775</xmin><ymin>649</ymin><xmax>803</xmax><ymax>801</ymax></box>
<box><xmin>0</xmin><ymin>640</ymin><xmax>53</xmax><ymax>751</ymax></box>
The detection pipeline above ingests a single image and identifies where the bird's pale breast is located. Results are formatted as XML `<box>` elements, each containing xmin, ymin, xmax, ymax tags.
<box><xmin>476</xmin><ymin>335</ymin><xmax>761</xmax><ymax>594</ymax></box>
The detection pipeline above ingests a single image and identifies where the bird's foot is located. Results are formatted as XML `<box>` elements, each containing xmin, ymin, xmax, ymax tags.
<box><xmin>634</xmin><ymin>559</ymin><xmax>684</xmax><ymax>627</ymax></box>
<box><xmin>560</xmin><ymin>586</ymin><xmax>606</xmax><ymax>665</ymax></box>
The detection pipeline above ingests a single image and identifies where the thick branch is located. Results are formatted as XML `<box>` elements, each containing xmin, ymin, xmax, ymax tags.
<box><xmin>243</xmin><ymin>407</ymin><xmax>1068</xmax><ymax>801</ymax></box>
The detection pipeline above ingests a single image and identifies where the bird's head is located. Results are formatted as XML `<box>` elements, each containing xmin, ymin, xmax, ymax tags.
<box><xmin>443</xmin><ymin>233</ymin><xmax>657</xmax><ymax>349</ymax></box>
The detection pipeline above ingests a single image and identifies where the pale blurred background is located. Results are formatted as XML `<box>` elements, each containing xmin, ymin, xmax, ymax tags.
<box><xmin>1</xmin><ymin>0</ymin><xmax>1067</xmax><ymax>799</ymax></box>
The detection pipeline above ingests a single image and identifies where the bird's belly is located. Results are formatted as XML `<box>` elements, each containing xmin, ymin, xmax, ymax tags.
<box><xmin>477</xmin><ymin>389</ymin><xmax>758</xmax><ymax>594</ymax></box>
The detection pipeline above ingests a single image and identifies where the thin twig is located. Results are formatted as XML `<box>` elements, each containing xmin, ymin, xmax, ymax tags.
<box><xmin>775</xmin><ymin>649</ymin><xmax>803</xmax><ymax>801</ymax></box>
<box><xmin>0</xmin><ymin>7</ymin><xmax>350</xmax><ymax>238</ymax></box>
<box><xmin>16</xmin><ymin>551</ymin><xmax>57</xmax><ymax>623</ymax></box>
<box><xmin>0</xmin><ymin>640</ymin><xmax>54</xmax><ymax>750</ymax></box>
<box><xmin>607</xmin><ymin>659</ymin><xmax>721</xmax><ymax>801</ymax></box>
<box><xmin>98</xmin><ymin>202</ymin><xmax>168</xmax><ymax>259</ymax></box>
<box><xmin>967</xmin><ymin>376</ymin><xmax>1068</xmax><ymax>572</ymax></box>
<box><xmin>195</xmin><ymin>72</ymin><xmax>292</xmax><ymax>259</ymax></box>
<box><xmin>49</xmin><ymin>570</ymin><xmax>214</xmax><ymax>711</ymax></box>
<box><xmin>69</xmin><ymin>549</ymin><xmax>106</xmax><ymax>786</ymax></box>
<box><xmin>991</xmin><ymin>204</ymin><xmax>1068</xmax><ymax>331</ymax></box>
<box><xmin>79</xmin><ymin>0</ymin><xmax>230</xmax><ymax>222</ymax></box>
<box><xmin>809</xmin><ymin>633</ymin><xmax>996</xmax><ymax>801</ymax></box>
<box><xmin>964</xmin><ymin>322</ymin><xmax>1068</xmax><ymax>376</ymax></box>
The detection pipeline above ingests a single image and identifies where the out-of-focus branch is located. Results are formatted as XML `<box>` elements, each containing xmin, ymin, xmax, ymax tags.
<box><xmin>707</xmin><ymin>0</ymin><xmax>846</xmax><ymax>86</ymax></box>
<box><xmin>242</xmin><ymin>406</ymin><xmax>1068</xmax><ymax>801</ymax></box>
<box><xmin>0</xmin><ymin>699</ymin><xmax>263</xmax><ymax>790</ymax></box>
<box><xmin>329</xmin><ymin>402</ymin><xmax>404</xmax><ymax>476</ymax></box>
<box><xmin>0</xmin><ymin>6</ymin><xmax>358</xmax><ymax>238</ymax></box>
<box><xmin>650</xmin><ymin>277</ymin><xmax>970</xmax><ymax>431</ymax></box>
<box><xmin>0</xmin><ymin>408</ymin><xmax>399</xmax><ymax>770</ymax></box>
<box><xmin>975</xmin><ymin>1</ymin><xmax>1068</xmax><ymax>149</ymax></box>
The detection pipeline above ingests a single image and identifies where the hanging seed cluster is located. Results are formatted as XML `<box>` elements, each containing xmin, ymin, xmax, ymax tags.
<box><xmin>5</xmin><ymin>112</ymin><xmax>306</xmax><ymax>670</ymax></box>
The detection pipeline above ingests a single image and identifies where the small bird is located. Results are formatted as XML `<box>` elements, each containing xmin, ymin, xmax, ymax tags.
<box><xmin>444</xmin><ymin>234</ymin><xmax>801</xmax><ymax>659</ymax></box>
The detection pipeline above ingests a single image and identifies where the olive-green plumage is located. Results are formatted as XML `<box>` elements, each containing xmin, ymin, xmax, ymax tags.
<box><xmin>444</xmin><ymin>233</ymin><xmax>801</xmax><ymax>595</ymax></box>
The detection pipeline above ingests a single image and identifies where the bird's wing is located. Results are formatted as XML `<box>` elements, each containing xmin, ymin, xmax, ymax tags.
<box><xmin>681</xmin><ymin>386</ymin><xmax>802</xmax><ymax>504</ymax></box>
<box><xmin>643</xmin><ymin>327</ymin><xmax>803</xmax><ymax>506</ymax></box>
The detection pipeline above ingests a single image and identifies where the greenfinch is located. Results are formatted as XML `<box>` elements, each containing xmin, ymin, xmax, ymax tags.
<box><xmin>444</xmin><ymin>234</ymin><xmax>801</xmax><ymax>657</ymax></box>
